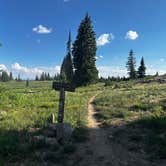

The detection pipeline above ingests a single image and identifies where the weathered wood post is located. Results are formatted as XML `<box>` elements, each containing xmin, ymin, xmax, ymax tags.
<box><xmin>52</xmin><ymin>82</ymin><xmax>75</xmax><ymax>142</ymax></box>
<box><xmin>52</xmin><ymin>82</ymin><xmax>75</xmax><ymax>123</ymax></box>
<box><xmin>58</xmin><ymin>87</ymin><xmax>65</xmax><ymax>123</ymax></box>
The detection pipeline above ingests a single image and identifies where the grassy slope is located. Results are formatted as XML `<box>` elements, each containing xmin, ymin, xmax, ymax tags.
<box><xmin>0</xmin><ymin>81</ymin><xmax>103</xmax><ymax>164</ymax></box>
<box><xmin>93</xmin><ymin>81</ymin><xmax>166</xmax><ymax>160</ymax></box>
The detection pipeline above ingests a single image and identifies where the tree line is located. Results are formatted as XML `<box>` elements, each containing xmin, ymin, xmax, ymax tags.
<box><xmin>126</xmin><ymin>50</ymin><xmax>146</xmax><ymax>79</ymax></box>
<box><xmin>0</xmin><ymin>71</ymin><xmax>13</xmax><ymax>82</ymax></box>
<box><xmin>35</xmin><ymin>72</ymin><xmax>61</xmax><ymax>81</ymax></box>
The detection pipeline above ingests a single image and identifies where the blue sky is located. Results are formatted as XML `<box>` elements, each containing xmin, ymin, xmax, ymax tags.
<box><xmin>0</xmin><ymin>0</ymin><xmax>166</xmax><ymax>78</ymax></box>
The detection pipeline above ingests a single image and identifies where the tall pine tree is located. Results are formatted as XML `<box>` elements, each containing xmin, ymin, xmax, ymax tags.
<box><xmin>72</xmin><ymin>14</ymin><xmax>98</xmax><ymax>86</ymax></box>
<box><xmin>60</xmin><ymin>32</ymin><xmax>73</xmax><ymax>83</ymax></box>
<box><xmin>126</xmin><ymin>50</ymin><xmax>137</xmax><ymax>79</ymax></box>
<box><xmin>138</xmin><ymin>57</ymin><xmax>146</xmax><ymax>78</ymax></box>
<box><xmin>9</xmin><ymin>72</ymin><xmax>13</xmax><ymax>80</ymax></box>
<box><xmin>1</xmin><ymin>71</ymin><xmax>10</xmax><ymax>82</ymax></box>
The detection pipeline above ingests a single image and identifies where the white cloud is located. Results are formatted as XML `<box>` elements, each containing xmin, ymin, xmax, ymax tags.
<box><xmin>97</xmin><ymin>66</ymin><xmax>127</xmax><ymax>78</ymax></box>
<box><xmin>11</xmin><ymin>63</ymin><xmax>60</xmax><ymax>79</ymax></box>
<box><xmin>96</xmin><ymin>55</ymin><xmax>104</xmax><ymax>60</ymax></box>
<box><xmin>33</xmin><ymin>25</ymin><xmax>52</xmax><ymax>34</ymax></box>
<box><xmin>97</xmin><ymin>65</ymin><xmax>166</xmax><ymax>78</ymax></box>
<box><xmin>1</xmin><ymin>62</ymin><xmax>165</xmax><ymax>79</ymax></box>
<box><xmin>160</xmin><ymin>58</ymin><xmax>165</xmax><ymax>62</ymax></box>
<box><xmin>0</xmin><ymin>64</ymin><xmax>8</xmax><ymax>71</ymax></box>
<box><xmin>96</xmin><ymin>33</ymin><xmax>114</xmax><ymax>46</ymax></box>
<box><xmin>125</xmin><ymin>30</ymin><xmax>139</xmax><ymax>40</ymax></box>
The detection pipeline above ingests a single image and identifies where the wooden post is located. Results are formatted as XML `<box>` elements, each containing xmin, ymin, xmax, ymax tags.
<box><xmin>52</xmin><ymin>82</ymin><xmax>75</xmax><ymax>123</ymax></box>
<box><xmin>58</xmin><ymin>88</ymin><xmax>65</xmax><ymax>123</ymax></box>
<box><xmin>52</xmin><ymin>82</ymin><xmax>75</xmax><ymax>142</ymax></box>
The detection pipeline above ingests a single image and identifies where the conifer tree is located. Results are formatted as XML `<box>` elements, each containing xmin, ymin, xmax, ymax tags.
<box><xmin>60</xmin><ymin>32</ymin><xmax>74</xmax><ymax>83</ymax></box>
<box><xmin>138</xmin><ymin>57</ymin><xmax>146</xmax><ymax>78</ymax></box>
<box><xmin>9</xmin><ymin>72</ymin><xmax>13</xmax><ymax>80</ymax></box>
<box><xmin>126</xmin><ymin>50</ymin><xmax>137</xmax><ymax>79</ymax></box>
<box><xmin>47</xmin><ymin>73</ymin><xmax>51</xmax><ymax>80</ymax></box>
<box><xmin>60</xmin><ymin>57</ymin><xmax>67</xmax><ymax>82</ymax></box>
<box><xmin>35</xmin><ymin>75</ymin><xmax>39</xmax><ymax>81</ymax></box>
<box><xmin>1</xmin><ymin>71</ymin><xmax>10</xmax><ymax>82</ymax></box>
<box><xmin>72</xmin><ymin>14</ymin><xmax>98</xmax><ymax>86</ymax></box>
<box><xmin>26</xmin><ymin>79</ymin><xmax>29</xmax><ymax>87</ymax></box>
<box><xmin>17</xmin><ymin>74</ymin><xmax>21</xmax><ymax>81</ymax></box>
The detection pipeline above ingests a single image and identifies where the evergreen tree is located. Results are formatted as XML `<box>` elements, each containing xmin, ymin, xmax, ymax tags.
<box><xmin>40</xmin><ymin>72</ymin><xmax>45</xmax><ymax>81</ymax></box>
<box><xmin>126</xmin><ymin>50</ymin><xmax>137</xmax><ymax>79</ymax></box>
<box><xmin>65</xmin><ymin>32</ymin><xmax>74</xmax><ymax>83</ymax></box>
<box><xmin>44</xmin><ymin>73</ymin><xmax>47</xmax><ymax>80</ymax></box>
<box><xmin>9</xmin><ymin>72</ymin><xmax>13</xmax><ymax>80</ymax></box>
<box><xmin>54</xmin><ymin>74</ymin><xmax>61</xmax><ymax>81</ymax></box>
<box><xmin>26</xmin><ymin>79</ymin><xmax>29</xmax><ymax>87</ymax></box>
<box><xmin>60</xmin><ymin>56</ymin><xmax>66</xmax><ymax>81</ymax></box>
<box><xmin>17</xmin><ymin>74</ymin><xmax>21</xmax><ymax>81</ymax></box>
<box><xmin>60</xmin><ymin>32</ymin><xmax>74</xmax><ymax>83</ymax></box>
<box><xmin>35</xmin><ymin>75</ymin><xmax>39</xmax><ymax>81</ymax></box>
<box><xmin>138</xmin><ymin>57</ymin><xmax>146</xmax><ymax>78</ymax></box>
<box><xmin>72</xmin><ymin>14</ymin><xmax>98</xmax><ymax>86</ymax></box>
<box><xmin>47</xmin><ymin>73</ymin><xmax>51</xmax><ymax>80</ymax></box>
<box><xmin>1</xmin><ymin>71</ymin><xmax>9</xmax><ymax>82</ymax></box>
<box><xmin>155</xmin><ymin>72</ymin><xmax>159</xmax><ymax>77</ymax></box>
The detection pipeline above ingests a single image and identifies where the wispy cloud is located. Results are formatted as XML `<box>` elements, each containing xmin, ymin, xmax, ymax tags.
<box><xmin>160</xmin><ymin>58</ymin><xmax>165</xmax><ymax>62</ymax></box>
<box><xmin>0</xmin><ymin>64</ymin><xmax>8</xmax><ymax>72</ymax></box>
<box><xmin>33</xmin><ymin>25</ymin><xmax>52</xmax><ymax>34</ymax></box>
<box><xmin>96</xmin><ymin>55</ymin><xmax>104</xmax><ymax>60</ymax></box>
<box><xmin>98</xmin><ymin>66</ymin><xmax>166</xmax><ymax>78</ymax></box>
<box><xmin>125</xmin><ymin>30</ymin><xmax>139</xmax><ymax>40</ymax></box>
<box><xmin>98</xmin><ymin>66</ymin><xmax>127</xmax><ymax>77</ymax></box>
<box><xmin>11</xmin><ymin>63</ymin><xmax>60</xmax><ymax>79</ymax></box>
<box><xmin>96</xmin><ymin>33</ymin><xmax>114</xmax><ymax>46</ymax></box>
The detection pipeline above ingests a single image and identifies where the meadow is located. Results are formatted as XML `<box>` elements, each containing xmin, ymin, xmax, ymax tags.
<box><xmin>0</xmin><ymin>81</ymin><xmax>103</xmax><ymax>165</ymax></box>
<box><xmin>93</xmin><ymin>81</ymin><xmax>166</xmax><ymax>160</ymax></box>
<box><xmin>1</xmin><ymin>80</ymin><xmax>166</xmax><ymax>165</ymax></box>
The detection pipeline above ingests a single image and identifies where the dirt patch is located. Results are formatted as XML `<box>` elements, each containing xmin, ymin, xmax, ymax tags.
<box><xmin>71</xmin><ymin>94</ymin><xmax>165</xmax><ymax>166</ymax></box>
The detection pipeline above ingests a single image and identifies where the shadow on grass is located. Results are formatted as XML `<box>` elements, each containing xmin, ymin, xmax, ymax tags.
<box><xmin>0</xmin><ymin>125</ymin><xmax>89</xmax><ymax>166</ymax></box>
<box><xmin>1</xmin><ymin>115</ymin><xmax>166</xmax><ymax>165</ymax></box>
<box><xmin>102</xmin><ymin>115</ymin><xmax>166</xmax><ymax>161</ymax></box>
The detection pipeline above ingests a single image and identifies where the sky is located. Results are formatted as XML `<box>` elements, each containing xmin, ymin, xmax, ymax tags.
<box><xmin>1</xmin><ymin>0</ymin><xmax>166</xmax><ymax>79</ymax></box>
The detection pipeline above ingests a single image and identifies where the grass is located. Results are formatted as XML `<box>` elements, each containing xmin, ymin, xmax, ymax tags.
<box><xmin>1</xmin><ymin>80</ymin><xmax>166</xmax><ymax>163</ymax></box>
<box><xmin>0</xmin><ymin>80</ymin><xmax>103</xmax><ymax>165</ymax></box>
<box><xmin>93</xmin><ymin>81</ymin><xmax>166</xmax><ymax>160</ymax></box>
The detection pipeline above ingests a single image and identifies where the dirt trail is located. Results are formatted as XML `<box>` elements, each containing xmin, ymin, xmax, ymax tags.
<box><xmin>74</xmin><ymin>94</ymin><xmax>158</xmax><ymax>166</ymax></box>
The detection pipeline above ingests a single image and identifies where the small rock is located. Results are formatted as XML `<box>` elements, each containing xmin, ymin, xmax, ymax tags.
<box><xmin>45</xmin><ymin>137</ymin><xmax>58</xmax><ymax>146</ymax></box>
<box><xmin>33</xmin><ymin>135</ymin><xmax>45</xmax><ymax>141</ymax></box>
<box><xmin>48</xmin><ymin>123</ymin><xmax>57</xmax><ymax>131</ymax></box>
<box><xmin>42</xmin><ymin>129</ymin><xmax>55</xmax><ymax>137</ymax></box>
<box><xmin>56</xmin><ymin>123</ymin><xmax>73</xmax><ymax>143</ymax></box>
<box><xmin>32</xmin><ymin>135</ymin><xmax>45</xmax><ymax>145</ymax></box>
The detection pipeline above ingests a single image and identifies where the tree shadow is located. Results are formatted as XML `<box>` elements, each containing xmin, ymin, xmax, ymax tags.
<box><xmin>1</xmin><ymin>115</ymin><xmax>166</xmax><ymax>166</ymax></box>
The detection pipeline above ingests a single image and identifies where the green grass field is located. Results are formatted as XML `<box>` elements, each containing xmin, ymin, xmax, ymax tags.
<box><xmin>1</xmin><ymin>80</ymin><xmax>166</xmax><ymax>165</ymax></box>
<box><xmin>94</xmin><ymin>82</ymin><xmax>166</xmax><ymax>160</ymax></box>
<box><xmin>0</xmin><ymin>81</ymin><xmax>103</xmax><ymax>164</ymax></box>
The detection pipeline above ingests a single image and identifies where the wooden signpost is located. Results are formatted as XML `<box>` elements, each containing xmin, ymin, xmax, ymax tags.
<box><xmin>52</xmin><ymin>82</ymin><xmax>75</xmax><ymax>123</ymax></box>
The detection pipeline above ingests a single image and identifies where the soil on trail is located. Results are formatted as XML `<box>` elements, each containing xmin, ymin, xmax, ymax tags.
<box><xmin>73</xmin><ymin>94</ymin><xmax>163</xmax><ymax>166</ymax></box>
